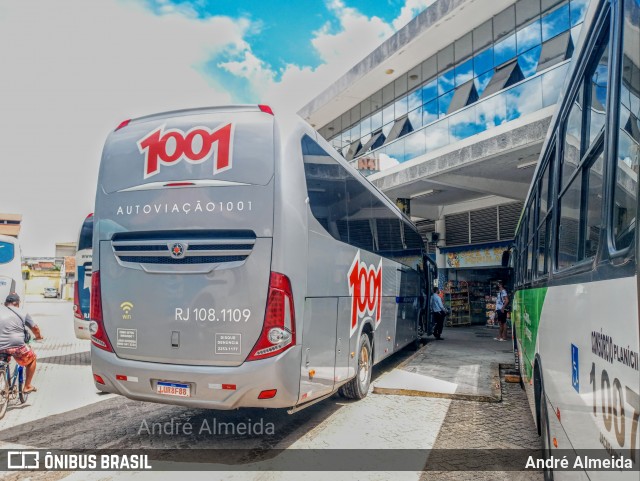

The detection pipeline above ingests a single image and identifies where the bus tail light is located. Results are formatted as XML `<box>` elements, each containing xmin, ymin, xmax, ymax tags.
<box><xmin>73</xmin><ymin>282</ymin><xmax>83</xmax><ymax>320</ymax></box>
<box><xmin>94</xmin><ymin>374</ymin><xmax>105</xmax><ymax>385</ymax></box>
<box><xmin>247</xmin><ymin>272</ymin><xmax>296</xmax><ymax>361</ymax></box>
<box><xmin>90</xmin><ymin>271</ymin><xmax>114</xmax><ymax>352</ymax></box>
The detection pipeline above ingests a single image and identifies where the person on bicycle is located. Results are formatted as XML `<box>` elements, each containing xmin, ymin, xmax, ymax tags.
<box><xmin>0</xmin><ymin>293</ymin><xmax>43</xmax><ymax>393</ymax></box>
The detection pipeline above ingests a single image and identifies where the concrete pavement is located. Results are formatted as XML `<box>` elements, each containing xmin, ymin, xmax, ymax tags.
<box><xmin>0</xmin><ymin>297</ymin><xmax>114</xmax><ymax>430</ymax></box>
<box><xmin>0</xmin><ymin>302</ymin><xmax>540</xmax><ymax>480</ymax></box>
<box><xmin>373</xmin><ymin>325</ymin><xmax>514</xmax><ymax>402</ymax></box>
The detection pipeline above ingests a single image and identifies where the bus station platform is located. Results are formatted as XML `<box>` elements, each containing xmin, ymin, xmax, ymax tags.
<box><xmin>373</xmin><ymin>326</ymin><xmax>516</xmax><ymax>402</ymax></box>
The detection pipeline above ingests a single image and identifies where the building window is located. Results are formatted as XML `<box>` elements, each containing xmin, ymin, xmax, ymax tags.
<box><xmin>324</xmin><ymin>0</ymin><xmax>589</xmax><ymax>165</ymax></box>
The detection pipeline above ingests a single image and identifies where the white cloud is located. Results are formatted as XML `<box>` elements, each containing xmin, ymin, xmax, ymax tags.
<box><xmin>0</xmin><ymin>0</ymin><xmax>432</xmax><ymax>255</ymax></box>
<box><xmin>392</xmin><ymin>0</ymin><xmax>436</xmax><ymax>31</ymax></box>
<box><xmin>378</xmin><ymin>153</ymin><xmax>400</xmax><ymax>171</ymax></box>
<box><xmin>218</xmin><ymin>51</ymin><xmax>275</xmax><ymax>96</ymax></box>
<box><xmin>0</xmin><ymin>0</ymin><xmax>250</xmax><ymax>255</ymax></box>
<box><xmin>311</xmin><ymin>0</ymin><xmax>393</xmax><ymax>69</ymax></box>
<box><xmin>217</xmin><ymin>0</ymin><xmax>403</xmax><ymax>116</ymax></box>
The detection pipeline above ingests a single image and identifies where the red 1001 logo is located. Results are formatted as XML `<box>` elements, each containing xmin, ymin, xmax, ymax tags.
<box><xmin>137</xmin><ymin>124</ymin><xmax>233</xmax><ymax>179</ymax></box>
<box><xmin>348</xmin><ymin>251</ymin><xmax>382</xmax><ymax>337</ymax></box>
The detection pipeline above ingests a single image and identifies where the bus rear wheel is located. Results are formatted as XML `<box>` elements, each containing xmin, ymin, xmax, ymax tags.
<box><xmin>339</xmin><ymin>334</ymin><xmax>372</xmax><ymax>400</ymax></box>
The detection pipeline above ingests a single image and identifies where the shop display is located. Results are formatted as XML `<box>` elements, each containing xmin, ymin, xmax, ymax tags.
<box><xmin>485</xmin><ymin>280</ymin><xmax>501</xmax><ymax>326</ymax></box>
<box><xmin>443</xmin><ymin>268</ymin><xmax>511</xmax><ymax>326</ymax></box>
<box><xmin>444</xmin><ymin>280</ymin><xmax>471</xmax><ymax>326</ymax></box>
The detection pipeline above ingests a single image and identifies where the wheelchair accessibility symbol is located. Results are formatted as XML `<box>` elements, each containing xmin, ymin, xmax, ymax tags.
<box><xmin>571</xmin><ymin>344</ymin><xmax>579</xmax><ymax>393</ymax></box>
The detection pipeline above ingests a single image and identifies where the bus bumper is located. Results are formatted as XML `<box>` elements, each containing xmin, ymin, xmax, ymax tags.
<box><xmin>91</xmin><ymin>345</ymin><xmax>302</xmax><ymax>409</ymax></box>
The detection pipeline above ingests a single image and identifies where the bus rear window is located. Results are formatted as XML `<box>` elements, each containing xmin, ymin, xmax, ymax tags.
<box><xmin>78</xmin><ymin>217</ymin><xmax>93</xmax><ymax>251</ymax></box>
<box><xmin>0</xmin><ymin>242</ymin><xmax>15</xmax><ymax>264</ymax></box>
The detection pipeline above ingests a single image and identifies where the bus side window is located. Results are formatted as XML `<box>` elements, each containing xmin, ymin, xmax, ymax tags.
<box><xmin>611</xmin><ymin>0</ymin><xmax>640</xmax><ymax>252</ymax></box>
<box><xmin>537</xmin><ymin>151</ymin><xmax>553</xmax><ymax>277</ymax></box>
<box><xmin>301</xmin><ymin>135</ymin><xmax>349</xmax><ymax>243</ymax></box>
<box><xmin>557</xmin><ymin>17</ymin><xmax>610</xmax><ymax>269</ymax></box>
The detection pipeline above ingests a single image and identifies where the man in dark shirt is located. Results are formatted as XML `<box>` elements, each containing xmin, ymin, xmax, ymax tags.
<box><xmin>0</xmin><ymin>293</ymin><xmax>43</xmax><ymax>393</ymax></box>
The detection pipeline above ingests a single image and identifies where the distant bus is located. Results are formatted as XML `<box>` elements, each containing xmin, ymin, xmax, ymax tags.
<box><xmin>73</xmin><ymin>214</ymin><xmax>93</xmax><ymax>339</ymax></box>
<box><xmin>0</xmin><ymin>234</ymin><xmax>24</xmax><ymax>304</ymax></box>
<box><xmin>90</xmin><ymin>105</ymin><xmax>435</xmax><ymax>411</ymax></box>
<box><xmin>511</xmin><ymin>0</ymin><xmax>640</xmax><ymax>479</ymax></box>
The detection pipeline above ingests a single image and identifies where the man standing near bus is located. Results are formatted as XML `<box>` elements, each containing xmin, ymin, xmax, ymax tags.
<box><xmin>495</xmin><ymin>281</ymin><xmax>509</xmax><ymax>341</ymax></box>
<box><xmin>431</xmin><ymin>287</ymin><xmax>447</xmax><ymax>340</ymax></box>
<box><xmin>0</xmin><ymin>293</ymin><xmax>43</xmax><ymax>393</ymax></box>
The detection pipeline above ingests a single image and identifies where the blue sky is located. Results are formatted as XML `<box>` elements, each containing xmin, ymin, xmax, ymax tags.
<box><xmin>138</xmin><ymin>0</ymin><xmax>433</xmax><ymax>105</ymax></box>
<box><xmin>0</xmin><ymin>0</ymin><xmax>433</xmax><ymax>255</ymax></box>
<box><xmin>143</xmin><ymin>0</ymin><xmax>410</xmax><ymax>71</ymax></box>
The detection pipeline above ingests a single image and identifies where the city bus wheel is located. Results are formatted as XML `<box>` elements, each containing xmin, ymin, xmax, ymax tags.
<box><xmin>339</xmin><ymin>334</ymin><xmax>372</xmax><ymax>400</ymax></box>
<box><xmin>540</xmin><ymin>384</ymin><xmax>554</xmax><ymax>481</ymax></box>
<box><xmin>0</xmin><ymin>367</ymin><xmax>8</xmax><ymax>419</ymax></box>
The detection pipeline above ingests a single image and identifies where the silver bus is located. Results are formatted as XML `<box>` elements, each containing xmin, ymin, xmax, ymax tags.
<box><xmin>90</xmin><ymin>105</ymin><xmax>436</xmax><ymax>411</ymax></box>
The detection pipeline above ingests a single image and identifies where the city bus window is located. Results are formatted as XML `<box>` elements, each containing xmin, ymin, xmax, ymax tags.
<box><xmin>585</xmin><ymin>149</ymin><xmax>604</xmax><ymax>258</ymax></box>
<box><xmin>537</xmin><ymin>144</ymin><xmax>554</xmax><ymax>277</ymax></box>
<box><xmin>558</xmin><ymin>168</ymin><xmax>582</xmax><ymax>269</ymax></box>
<box><xmin>537</xmin><ymin>220</ymin><xmax>547</xmax><ymax>276</ymax></box>
<box><xmin>586</xmin><ymin>38</ymin><xmax>609</xmax><ymax>147</ymax></box>
<box><xmin>612</xmin><ymin>0</ymin><xmax>639</xmax><ymax>251</ymax></box>
<box><xmin>562</xmin><ymin>92</ymin><xmax>583</xmax><ymax>189</ymax></box>
<box><xmin>539</xmin><ymin>161</ymin><xmax>550</xmax><ymax>220</ymax></box>
<box><xmin>527</xmin><ymin>239</ymin><xmax>534</xmax><ymax>279</ymax></box>
<box><xmin>528</xmin><ymin>193</ymin><xmax>537</xmax><ymax>243</ymax></box>
<box><xmin>557</xmin><ymin>17</ymin><xmax>609</xmax><ymax>269</ymax></box>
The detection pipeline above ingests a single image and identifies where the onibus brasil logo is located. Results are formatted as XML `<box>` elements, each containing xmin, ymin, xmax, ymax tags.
<box><xmin>137</xmin><ymin>123</ymin><xmax>234</xmax><ymax>179</ymax></box>
<box><xmin>348</xmin><ymin>251</ymin><xmax>382</xmax><ymax>337</ymax></box>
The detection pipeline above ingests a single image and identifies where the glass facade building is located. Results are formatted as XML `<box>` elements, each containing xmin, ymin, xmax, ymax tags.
<box><xmin>318</xmin><ymin>0</ymin><xmax>589</xmax><ymax>172</ymax></box>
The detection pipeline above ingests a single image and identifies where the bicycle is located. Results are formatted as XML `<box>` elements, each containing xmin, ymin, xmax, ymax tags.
<box><xmin>0</xmin><ymin>351</ymin><xmax>30</xmax><ymax>420</ymax></box>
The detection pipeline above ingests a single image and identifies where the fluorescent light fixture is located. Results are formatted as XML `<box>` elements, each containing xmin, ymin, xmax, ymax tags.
<box><xmin>517</xmin><ymin>160</ymin><xmax>538</xmax><ymax>169</ymax></box>
<box><xmin>410</xmin><ymin>189</ymin><xmax>440</xmax><ymax>198</ymax></box>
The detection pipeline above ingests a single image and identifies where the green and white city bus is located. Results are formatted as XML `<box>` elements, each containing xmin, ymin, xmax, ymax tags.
<box><xmin>511</xmin><ymin>0</ymin><xmax>639</xmax><ymax>479</ymax></box>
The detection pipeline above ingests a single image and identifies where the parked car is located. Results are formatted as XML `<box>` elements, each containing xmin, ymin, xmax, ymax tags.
<box><xmin>43</xmin><ymin>287</ymin><xmax>59</xmax><ymax>298</ymax></box>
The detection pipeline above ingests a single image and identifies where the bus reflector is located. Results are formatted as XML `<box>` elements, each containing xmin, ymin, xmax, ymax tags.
<box><xmin>94</xmin><ymin>374</ymin><xmax>105</xmax><ymax>385</ymax></box>
<box><xmin>115</xmin><ymin>119</ymin><xmax>131</xmax><ymax>131</ymax></box>
<box><xmin>258</xmin><ymin>105</ymin><xmax>274</xmax><ymax>115</ymax></box>
<box><xmin>90</xmin><ymin>271</ymin><xmax>114</xmax><ymax>353</ymax></box>
<box><xmin>73</xmin><ymin>282</ymin><xmax>83</xmax><ymax>320</ymax></box>
<box><xmin>246</xmin><ymin>272</ymin><xmax>296</xmax><ymax>361</ymax></box>
<box><xmin>164</xmin><ymin>182</ymin><xmax>195</xmax><ymax>187</ymax></box>
<box><xmin>222</xmin><ymin>384</ymin><xmax>236</xmax><ymax>390</ymax></box>
<box><xmin>553</xmin><ymin>438</ymin><xmax>558</xmax><ymax>448</ymax></box>
<box><xmin>556</xmin><ymin>408</ymin><xmax>561</xmax><ymax>422</ymax></box>
<box><xmin>258</xmin><ymin>389</ymin><xmax>277</xmax><ymax>399</ymax></box>
<box><xmin>115</xmin><ymin>374</ymin><xmax>126</xmax><ymax>381</ymax></box>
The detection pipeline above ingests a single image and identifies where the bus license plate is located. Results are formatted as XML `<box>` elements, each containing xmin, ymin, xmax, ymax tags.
<box><xmin>156</xmin><ymin>381</ymin><xmax>190</xmax><ymax>397</ymax></box>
